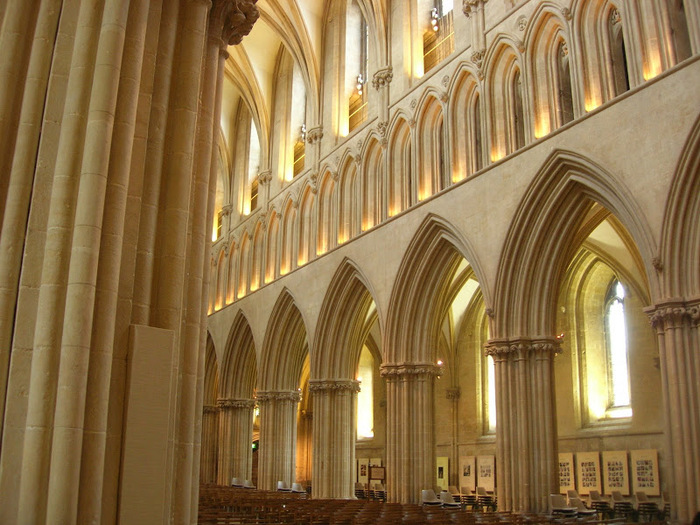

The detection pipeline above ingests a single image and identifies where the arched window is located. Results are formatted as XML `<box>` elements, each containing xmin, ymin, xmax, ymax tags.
<box><xmin>423</xmin><ymin>0</ymin><xmax>454</xmax><ymax>73</ymax></box>
<box><xmin>511</xmin><ymin>68</ymin><xmax>525</xmax><ymax>151</ymax></box>
<box><xmin>486</xmin><ymin>354</ymin><xmax>496</xmax><ymax>432</ymax></box>
<box><xmin>291</xmin><ymin>63</ymin><xmax>307</xmax><ymax>178</ymax></box>
<box><xmin>472</xmin><ymin>93</ymin><xmax>483</xmax><ymax>172</ymax></box>
<box><xmin>347</xmin><ymin>0</ymin><xmax>368</xmax><ymax>132</ymax></box>
<box><xmin>247</xmin><ymin>123</ymin><xmax>261</xmax><ymax>213</ymax></box>
<box><xmin>356</xmin><ymin>345</ymin><xmax>374</xmax><ymax>439</ymax></box>
<box><xmin>557</xmin><ymin>41</ymin><xmax>574</xmax><ymax>126</ymax></box>
<box><xmin>605</xmin><ymin>279</ymin><xmax>632</xmax><ymax>417</ymax></box>
<box><xmin>608</xmin><ymin>9</ymin><xmax>630</xmax><ymax>97</ymax></box>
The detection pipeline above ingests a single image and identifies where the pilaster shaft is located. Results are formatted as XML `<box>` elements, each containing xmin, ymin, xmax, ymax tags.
<box><xmin>216</xmin><ymin>398</ymin><xmax>256</xmax><ymax>485</ymax></box>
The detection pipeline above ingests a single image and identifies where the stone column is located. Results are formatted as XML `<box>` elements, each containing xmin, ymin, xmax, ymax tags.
<box><xmin>462</xmin><ymin>0</ymin><xmax>488</xmax><ymax>74</ymax></box>
<box><xmin>381</xmin><ymin>363</ymin><xmax>440</xmax><ymax>504</ymax></box>
<box><xmin>645</xmin><ymin>299</ymin><xmax>700</xmax><ymax>523</ymax></box>
<box><xmin>446</xmin><ymin>387</ymin><xmax>461</xmax><ymax>488</ymax></box>
<box><xmin>485</xmin><ymin>338</ymin><xmax>559</xmax><ymax>513</ymax></box>
<box><xmin>257</xmin><ymin>390</ymin><xmax>301</xmax><ymax>490</ymax></box>
<box><xmin>17</xmin><ymin>1</ymin><xmax>113</xmax><ymax>521</ymax></box>
<box><xmin>200</xmin><ymin>404</ymin><xmax>220</xmax><ymax>484</ymax></box>
<box><xmin>310</xmin><ymin>379</ymin><xmax>360</xmax><ymax>499</ymax></box>
<box><xmin>216</xmin><ymin>398</ymin><xmax>255</xmax><ymax>485</ymax></box>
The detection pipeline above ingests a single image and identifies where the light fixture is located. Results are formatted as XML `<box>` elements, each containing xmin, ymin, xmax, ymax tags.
<box><xmin>356</xmin><ymin>74</ymin><xmax>364</xmax><ymax>95</ymax></box>
<box><xmin>430</xmin><ymin>8</ymin><xmax>439</xmax><ymax>32</ymax></box>
<box><xmin>300</xmin><ymin>123</ymin><xmax>306</xmax><ymax>141</ymax></box>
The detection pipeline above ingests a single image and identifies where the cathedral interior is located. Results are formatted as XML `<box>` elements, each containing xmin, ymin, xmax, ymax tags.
<box><xmin>0</xmin><ymin>0</ymin><xmax>698</xmax><ymax>523</ymax></box>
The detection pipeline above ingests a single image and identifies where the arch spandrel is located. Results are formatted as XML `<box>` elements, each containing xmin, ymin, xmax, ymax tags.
<box><xmin>492</xmin><ymin>149</ymin><xmax>658</xmax><ymax>339</ymax></box>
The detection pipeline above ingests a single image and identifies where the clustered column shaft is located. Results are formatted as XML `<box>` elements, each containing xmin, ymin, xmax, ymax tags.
<box><xmin>216</xmin><ymin>398</ymin><xmax>256</xmax><ymax>485</ymax></box>
<box><xmin>257</xmin><ymin>390</ymin><xmax>302</xmax><ymax>491</ymax></box>
<box><xmin>646</xmin><ymin>299</ymin><xmax>700</xmax><ymax>524</ymax></box>
<box><xmin>381</xmin><ymin>363</ymin><xmax>440</xmax><ymax>504</ymax></box>
<box><xmin>486</xmin><ymin>338</ymin><xmax>559</xmax><ymax>514</ymax></box>
<box><xmin>310</xmin><ymin>379</ymin><xmax>360</xmax><ymax>499</ymax></box>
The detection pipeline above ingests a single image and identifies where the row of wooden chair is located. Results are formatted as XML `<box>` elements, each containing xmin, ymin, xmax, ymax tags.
<box><xmin>201</xmin><ymin>484</ymin><xmax>658</xmax><ymax>525</ymax></box>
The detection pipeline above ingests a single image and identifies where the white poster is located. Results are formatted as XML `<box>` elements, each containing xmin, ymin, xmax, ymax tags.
<box><xmin>631</xmin><ymin>449</ymin><xmax>660</xmax><ymax>496</ymax></box>
<box><xmin>602</xmin><ymin>451</ymin><xmax>629</xmax><ymax>495</ymax></box>
<box><xmin>476</xmin><ymin>455</ymin><xmax>495</xmax><ymax>492</ymax></box>
<box><xmin>576</xmin><ymin>451</ymin><xmax>601</xmax><ymax>495</ymax></box>
<box><xmin>436</xmin><ymin>456</ymin><xmax>449</xmax><ymax>491</ymax></box>
<box><xmin>460</xmin><ymin>455</ymin><xmax>476</xmax><ymax>493</ymax></box>
<box><xmin>559</xmin><ymin>452</ymin><xmax>575</xmax><ymax>493</ymax></box>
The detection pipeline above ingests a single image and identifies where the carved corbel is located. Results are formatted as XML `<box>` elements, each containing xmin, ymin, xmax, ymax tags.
<box><xmin>372</xmin><ymin>66</ymin><xmax>394</xmax><ymax>90</ymax></box>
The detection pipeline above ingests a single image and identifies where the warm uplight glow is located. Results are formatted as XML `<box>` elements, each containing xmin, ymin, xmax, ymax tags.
<box><xmin>243</xmin><ymin>202</ymin><xmax>251</xmax><ymax>215</ymax></box>
<box><xmin>297</xmin><ymin>255</ymin><xmax>307</xmax><ymax>266</ymax></box>
<box><xmin>337</xmin><ymin>233</ymin><xmax>348</xmax><ymax>245</ymax></box>
<box><xmin>316</xmin><ymin>244</ymin><xmax>327</xmax><ymax>256</ymax></box>
<box><xmin>250</xmin><ymin>281</ymin><xmax>259</xmax><ymax>292</ymax></box>
<box><xmin>490</xmin><ymin>149</ymin><xmax>504</xmax><ymax>162</ymax></box>
<box><xmin>280</xmin><ymin>264</ymin><xmax>289</xmax><ymax>276</ymax></box>
<box><xmin>534</xmin><ymin>118</ymin><xmax>550</xmax><ymax>139</ymax></box>
<box><xmin>452</xmin><ymin>171</ymin><xmax>465</xmax><ymax>183</ymax></box>
<box><xmin>643</xmin><ymin>52</ymin><xmax>662</xmax><ymax>81</ymax></box>
<box><xmin>437</xmin><ymin>359</ymin><xmax>443</xmax><ymax>366</ymax></box>
<box><xmin>388</xmin><ymin>206</ymin><xmax>397</xmax><ymax>217</ymax></box>
<box><xmin>212</xmin><ymin>227</ymin><xmax>218</xmax><ymax>242</ymax></box>
<box><xmin>362</xmin><ymin>219</ymin><xmax>374</xmax><ymax>232</ymax></box>
<box><xmin>584</xmin><ymin>97</ymin><xmax>600</xmax><ymax>112</ymax></box>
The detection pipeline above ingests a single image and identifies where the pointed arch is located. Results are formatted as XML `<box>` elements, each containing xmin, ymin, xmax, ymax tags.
<box><xmin>485</xmin><ymin>37</ymin><xmax>527</xmax><ymax>159</ymax></box>
<box><xmin>450</xmin><ymin>66</ymin><xmax>484</xmax><ymax>179</ymax></box>
<box><xmin>227</xmin><ymin>240</ymin><xmax>238</xmax><ymax>303</ymax></box>
<box><xmin>221</xmin><ymin>311</ymin><xmax>258</xmax><ymax>398</ymax></box>
<box><xmin>265</xmin><ymin>210</ymin><xmax>280</xmax><ymax>283</ymax></box>
<box><xmin>385</xmin><ymin>214</ymin><xmax>490</xmax><ymax>364</ymax></box>
<box><xmin>492</xmin><ymin>149</ymin><xmax>658</xmax><ymax>338</ymax></box>
<box><xmin>250</xmin><ymin>220</ymin><xmax>265</xmax><ymax>291</ymax></box>
<box><xmin>280</xmin><ymin>195</ymin><xmax>297</xmax><ymax>275</ymax></box>
<box><xmin>200</xmin><ymin>334</ymin><xmax>220</xmax><ymax>484</ymax></box>
<box><xmin>316</xmin><ymin>169</ymin><xmax>336</xmax><ymax>255</ymax></box>
<box><xmin>312</xmin><ymin>258</ymin><xmax>382</xmax><ymax>379</ymax></box>
<box><xmin>259</xmin><ymin>289</ymin><xmax>309</xmax><ymax>391</ymax></box>
<box><xmin>660</xmin><ymin>114</ymin><xmax>700</xmax><ymax>297</ymax></box>
<box><xmin>387</xmin><ymin>114</ymin><xmax>412</xmax><ymax>217</ymax></box>
<box><xmin>526</xmin><ymin>5</ymin><xmax>575</xmax><ymax>135</ymax></box>
<box><xmin>297</xmin><ymin>183</ymin><xmax>315</xmax><ymax>266</ymax></box>
<box><xmin>237</xmin><ymin>231</ymin><xmax>251</xmax><ymax>299</ymax></box>
<box><xmin>416</xmin><ymin>92</ymin><xmax>447</xmax><ymax>200</ymax></box>
<box><xmin>337</xmin><ymin>154</ymin><xmax>361</xmax><ymax>244</ymax></box>
<box><xmin>215</xmin><ymin>246</ymin><xmax>227</xmax><ymax>311</ymax></box>
<box><xmin>362</xmin><ymin>137</ymin><xmax>383</xmax><ymax>231</ymax></box>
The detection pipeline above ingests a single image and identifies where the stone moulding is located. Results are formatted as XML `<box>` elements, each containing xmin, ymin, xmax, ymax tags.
<box><xmin>216</xmin><ymin>398</ymin><xmax>256</xmax><ymax>409</ymax></box>
<box><xmin>255</xmin><ymin>390</ymin><xmax>302</xmax><ymax>402</ymax></box>
<box><xmin>308</xmin><ymin>379</ymin><xmax>361</xmax><ymax>393</ymax></box>
<box><xmin>379</xmin><ymin>362</ymin><xmax>441</xmax><ymax>378</ymax></box>
<box><xmin>484</xmin><ymin>338</ymin><xmax>561</xmax><ymax>357</ymax></box>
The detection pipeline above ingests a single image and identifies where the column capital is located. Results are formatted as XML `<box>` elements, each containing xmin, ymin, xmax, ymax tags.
<box><xmin>484</xmin><ymin>337</ymin><xmax>560</xmax><ymax>358</ymax></box>
<box><xmin>256</xmin><ymin>390</ymin><xmax>302</xmax><ymax>403</ymax></box>
<box><xmin>210</xmin><ymin>0</ymin><xmax>259</xmax><ymax>46</ymax></box>
<box><xmin>379</xmin><ymin>362</ymin><xmax>441</xmax><ymax>378</ymax></box>
<box><xmin>203</xmin><ymin>404</ymin><xmax>219</xmax><ymax>413</ymax></box>
<box><xmin>306</xmin><ymin>126</ymin><xmax>324</xmax><ymax>144</ymax></box>
<box><xmin>462</xmin><ymin>0</ymin><xmax>488</xmax><ymax>18</ymax></box>
<box><xmin>645</xmin><ymin>298</ymin><xmax>700</xmax><ymax>329</ymax></box>
<box><xmin>372</xmin><ymin>66</ymin><xmax>393</xmax><ymax>90</ymax></box>
<box><xmin>308</xmin><ymin>379</ymin><xmax>360</xmax><ymax>393</ymax></box>
<box><xmin>216</xmin><ymin>397</ymin><xmax>256</xmax><ymax>409</ymax></box>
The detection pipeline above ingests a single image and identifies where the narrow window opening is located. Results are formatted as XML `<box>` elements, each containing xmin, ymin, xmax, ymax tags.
<box><xmin>558</xmin><ymin>41</ymin><xmax>574</xmax><ymax>125</ymax></box>
<box><xmin>609</xmin><ymin>9</ymin><xmax>630</xmax><ymax>96</ymax></box>
<box><xmin>605</xmin><ymin>280</ymin><xmax>632</xmax><ymax>418</ymax></box>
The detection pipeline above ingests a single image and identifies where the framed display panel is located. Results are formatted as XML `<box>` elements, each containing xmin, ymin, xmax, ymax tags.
<box><xmin>357</xmin><ymin>458</ymin><xmax>369</xmax><ymax>485</ymax></box>
<box><xmin>630</xmin><ymin>449</ymin><xmax>660</xmax><ymax>496</ymax></box>
<box><xmin>576</xmin><ymin>452</ymin><xmax>601</xmax><ymax>495</ymax></box>
<box><xmin>460</xmin><ymin>456</ymin><xmax>476</xmax><ymax>493</ymax></box>
<box><xmin>476</xmin><ymin>455</ymin><xmax>495</xmax><ymax>492</ymax></box>
<box><xmin>436</xmin><ymin>456</ymin><xmax>449</xmax><ymax>491</ymax></box>
<box><xmin>559</xmin><ymin>452</ymin><xmax>575</xmax><ymax>493</ymax></box>
<box><xmin>370</xmin><ymin>466</ymin><xmax>385</xmax><ymax>481</ymax></box>
<box><xmin>602</xmin><ymin>451</ymin><xmax>629</xmax><ymax>495</ymax></box>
